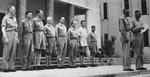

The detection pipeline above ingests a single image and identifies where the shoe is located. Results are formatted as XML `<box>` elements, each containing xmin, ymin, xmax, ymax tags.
<box><xmin>123</xmin><ymin>69</ymin><xmax>134</xmax><ymax>71</ymax></box>
<box><xmin>3</xmin><ymin>69</ymin><xmax>9</xmax><ymax>72</ymax></box>
<box><xmin>80</xmin><ymin>64</ymin><xmax>88</xmax><ymax>68</ymax></box>
<box><xmin>9</xmin><ymin>69</ymin><xmax>16</xmax><ymax>72</ymax></box>
<box><xmin>90</xmin><ymin>64</ymin><xmax>97</xmax><ymax>67</ymax></box>
<box><xmin>136</xmin><ymin>67</ymin><xmax>147</xmax><ymax>70</ymax></box>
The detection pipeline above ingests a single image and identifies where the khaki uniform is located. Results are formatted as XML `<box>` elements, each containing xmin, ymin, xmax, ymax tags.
<box><xmin>44</xmin><ymin>24</ymin><xmax>56</xmax><ymax>66</ymax></box>
<box><xmin>2</xmin><ymin>14</ymin><xmax>18</xmax><ymax>70</ymax></box>
<box><xmin>119</xmin><ymin>16</ymin><xmax>132</xmax><ymax>69</ymax></box>
<box><xmin>33</xmin><ymin>17</ymin><xmax>46</xmax><ymax>66</ymax></box>
<box><xmin>131</xmin><ymin>19</ymin><xmax>144</xmax><ymax>69</ymax></box>
<box><xmin>22</xmin><ymin>19</ymin><xmax>34</xmax><ymax>69</ymax></box>
<box><xmin>89</xmin><ymin>32</ymin><xmax>97</xmax><ymax>56</ymax></box>
<box><xmin>68</xmin><ymin>27</ymin><xmax>78</xmax><ymax>65</ymax></box>
<box><xmin>55</xmin><ymin>23</ymin><xmax>67</xmax><ymax>65</ymax></box>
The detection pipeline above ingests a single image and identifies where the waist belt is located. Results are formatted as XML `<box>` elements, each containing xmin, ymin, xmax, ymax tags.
<box><xmin>6</xmin><ymin>29</ymin><xmax>17</xmax><ymax>32</ymax></box>
<box><xmin>47</xmin><ymin>36</ymin><xmax>55</xmax><ymax>38</ymax></box>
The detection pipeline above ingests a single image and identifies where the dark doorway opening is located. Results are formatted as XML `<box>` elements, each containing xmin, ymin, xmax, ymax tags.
<box><xmin>0</xmin><ymin>13</ymin><xmax>5</xmax><ymax>57</ymax></box>
<box><xmin>144</xmin><ymin>30</ymin><xmax>149</xmax><ymax>47</ymax></box>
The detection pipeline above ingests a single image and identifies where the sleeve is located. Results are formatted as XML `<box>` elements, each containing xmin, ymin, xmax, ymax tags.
<box><xmin>1</xmin><ymin>16</ymin><xmax>7</xmax><ymax>27</ymax></box>
<box><xmin>131</xmin><ymin>20</ymin><xmax>141</xmax><ymax>33</ymax></box>
<box><xmin>118</xmin><ymin>18</ymin><xmax>127</xmax><ymax>39</ymax></box>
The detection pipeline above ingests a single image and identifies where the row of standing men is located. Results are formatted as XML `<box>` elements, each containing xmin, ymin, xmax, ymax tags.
<box><xmin>1</xmin><ymin>6</ymin><xmax>98</xmax><ymax>72</ymax></box>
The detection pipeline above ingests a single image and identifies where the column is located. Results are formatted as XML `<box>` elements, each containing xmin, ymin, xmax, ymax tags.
<box><xmin>16</xmin><ymin>0</ymin><xmax>26</xmax><ymax>57</ymax></box>
<box><xmin>69</xmin><ymin>4</ymin><xmax>75</xmax><ymax>27</ymax></box>
<box><xmin>46</xmin><ymin>0</ymin><xmax>54</xmax><ymax>19</ymax></box>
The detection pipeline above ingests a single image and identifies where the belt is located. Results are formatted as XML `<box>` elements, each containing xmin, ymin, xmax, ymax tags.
<box><xmin>91</xmin><ymin>41</ymin><xmax>97</xmax><ymax>42</ymax></box>
<box><xmin>58</xmin><ymin>36</ymin><xmax>66</xmax><ymax>37</ymax></box>
<box><xmin>47</xmin><ymin>36</ymin><xmax>55</xmax><ymax>38</ymax></box>
<box><xmin>6</xmin><ymin>29</ymin><xmax>17</xmax><ymax>32</ymax></box>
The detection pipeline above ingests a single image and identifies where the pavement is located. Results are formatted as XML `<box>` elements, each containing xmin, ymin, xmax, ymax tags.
<box><xmin>0</xmin><ymin>64</ymin><xmax>150</xmax><ymax>77</ymax></box>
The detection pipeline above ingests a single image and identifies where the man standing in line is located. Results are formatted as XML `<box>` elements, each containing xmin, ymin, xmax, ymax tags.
<box><xmin>118</xmin><ymin>9</ymin><xmax>134</xmax><ymax>71</ymax></box>
<box><xmin>33</xmin><ymin>10</ymin><xmax>46</xmax><ymax>69</ymax></box>
<box><xmin>131</xmin><ymin>10</ymin><xmax>146</xmax><ymax>70</ymax></box>
<box><xmin>55</xmin><ymin>17</ymin><xmax>67</xmax><ymax>68</ymax></box>
<box><xmin>68</xmin><ymin>21</ymin><xmax>78</xmax><ymax>67</ymax></box>
<box><xmin>44</xmin><ymin>17</ymin><xmax>56</xmax><ymax>69</ymax></box>
<box><xmin>89</xmin><ymin>25</ymin><xmax>97</xmax><ymax>67</ymax></box>
<box><xmin>1</xmin><ymin>5</ymin><xmax>19</xmax><ymax>72</ymax></box>
<box><xmin>78</xmin><ymin>20</ymin><xmax>89</xmax><ymax>67</ymax></box>
<box><xmin>21</xmin><ymin>11</ymin><xmax>34</xmax><ymax>70</ymax></box>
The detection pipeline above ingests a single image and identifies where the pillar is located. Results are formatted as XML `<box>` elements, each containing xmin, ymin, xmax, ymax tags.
<box><xmin>68</xmin><ymin>4</ymin><xmax>75</xmax><ymax>27</ymax></box>
<box><xmin>16</xmin><ymin>0</ymin><xmax>26</xmax><ymax>57</ymax></box>
<box><xmin>46</xmin><ymin>0</ymin><xmax>54</xmax><ymax>19</ymax></box>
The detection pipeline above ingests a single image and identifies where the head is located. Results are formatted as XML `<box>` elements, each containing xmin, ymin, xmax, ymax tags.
<box><xmin>59</xmin><ymin>17</ymin><xmax>65</xmax><ymax>24</ymax></box>
<box><xmin>36</xmin><ymin>10</ymin><xmax>44</xmax><ymax>19</ymax></box>
<box><xmin>91</xmin><ymin>26</ymin><xmax>96</xmax><ymax>32</ymax></box>
<box><xmin>135</xmin><ymin>10</ymin><xmax>142</xmax><ymax>20</ymax></box>
<box><xmin>71</xmin><ymin>21</ymin><xmax>76</xmax><ymax>28</ymax></box>
<box><xmin>123</xmin><ymin>9</ymin><xmax>130</xmax><ymax>17</ymax></box>
<box><xmin>47</xmin><ymin>17</ymin><xmax>53</xmax><ymax>24</ymax></box>
<box><xmin>25</xmin><ymin>11</ymin><xmax>33</xmax><ymax>19</ymax></box>
<box><xmin>7</xmin><ymin>5</ymin><xmax>16</xmax><ymax>16</ymax></box>
<box><xmin>81</xmin><ymin>20</ymin><xmax>86</xmax><ymax>27</ymax></box>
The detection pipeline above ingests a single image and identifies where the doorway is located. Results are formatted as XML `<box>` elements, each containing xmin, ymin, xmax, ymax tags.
<box><xmin>0</xmin><ymin>13</ymin><xmax>5</xmax><ymax>57</ymax></box>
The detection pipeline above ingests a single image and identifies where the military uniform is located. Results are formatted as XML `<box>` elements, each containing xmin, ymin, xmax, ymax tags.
<box><xmin>89</xmin><ymin>31</ymin><xmax>97</xmax><ymax>64</ymax></box>
<box><xmin>131</xmin><ymin>19</ymin><xmax>144</xmax><ymax>69</ymax></box>
<box><xmin>21</xmin><ymin>18</ymin><xmax>34</xmax><ymax>69</ymax></box>
<box><xmin>68</xmin><ymin>27</ymin><xmax>78</xmax><ymax>66</ymax></box>
<box><xmin>55</xmin><ymin>23</ymin><xmax>67</xmax><ymax>66</ymax></box>
<box><xmin>33</xmin><ymin>17</ymin><xmax>46</xmax><ymax>66</ymax></box>
<box><xmin>119</xmin><ymin>16</ymin><xmax>132</xmax><ymax>70</ymax></box>
<box><xmin>2</xmin><ymin>14</ymin><xmax>18</xmax><ymax>70</ymax></box>
<box><xmin>44</xmin><ymin>24</ymin><xmax>56</xmax><ymax>66</ymax></box>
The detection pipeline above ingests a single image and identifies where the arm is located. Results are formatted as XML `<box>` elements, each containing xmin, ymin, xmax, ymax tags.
<box><xmin>131</xmin><ymin>20</ymin><xmax>141</xmax><ymax>33</ymax></box>
<box><xmin>118</xmin><ymin>18</ymin><xmax>128</xmax><ymax>39</ymax></box>
<box><xmin>1</xmin><ymin>16</ymin><xmax>8</xmax><ymax>43</ymax></box>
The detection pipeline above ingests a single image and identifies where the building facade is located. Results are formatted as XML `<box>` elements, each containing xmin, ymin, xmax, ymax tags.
<box><xmin>0</xmin><ymin>0</ymin><xmax>101</xmax><ymax>57</ymax></box>
<box><xmin>100</xmin><ymin>0</ymin><xmax>150</xmax><ymax>58</ymax></box>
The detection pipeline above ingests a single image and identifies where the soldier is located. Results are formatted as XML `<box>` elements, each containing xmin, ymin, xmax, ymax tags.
<box><xmin>131</xmin><ymin>10</ymin><xmax>146</xmax><ymax>70</ymax></box>
<box><xmin>21</xmin><ymin>11</ymin><xmax>34</xmax><ymax>70</ymax></box>
<box><xmin>1</xmin><ymin>5</ymin><xmax>19</xmax><ymax>72</ymax></box>
<box><xmin>33</xmin><ymin>10</ymin><xmax>46</xmax><ymax>69</ymax></box>
<box><xmin>44</xmin><ymin>17</ymin><xmax>56</xmax><ymax>68</ymax></box>
<box><xmin>89</xmin><ymin>26</ymin><xmax>97</xmax><ymax>67</ymax></box>
<box><xmin>119</xmin><ymin>9</ymin><xmax>134</xmax><ymax>71</ymax></box>
<box><xmin>55</xmin><ymin>17</ymin><xmax>67</xmax><ymax>68</ymax></box>
<box><xmin>78</xmin><ymin>20</ymin><xmax>89</xmax><ymax>67</ymax></box>
<box><xmin>68</xmin><ymin>21</ymin><xmax>78</xmax><ymax>67</ymax></box>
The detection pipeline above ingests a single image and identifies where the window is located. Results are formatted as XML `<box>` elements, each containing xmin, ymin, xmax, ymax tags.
<box><xmin>103</xmin><ymin>3</ymin><xmax>108</xmax><ymax>19</ymax></box>
<box><xmin>141</xmin><ymin>0</ymin><xmax>147</xmax><ymax>15</ymax></box>
<box><xmin>124</xmin><ymin>0</ymin><xmax>129</xmax><ymax>10</ymax></box>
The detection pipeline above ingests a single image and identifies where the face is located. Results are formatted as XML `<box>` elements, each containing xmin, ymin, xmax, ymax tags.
<box><xmin>26</xmin><ymin>13</ymin><xmax>33</xmax><ymax>19</ymax></box>
<box><xmin>38</xmin><ymin>10</ymin><xmax>44</xmax><ymax>18</ymax></box>
<box><xmin>81</xmin><ymin>21</ymin><xmax>86</xmax><ymax>27</ymax></box>
<box><xmin>124</xmin><ymin>10</ymin><xmax>130</xmax><ymax>17</ymax></box>
<box><xmin>72</xmin><ymin>22</ymin><xmax>76</xmax><ymax>28</ymax></box>
<box><xmin>47</xmin><ymin>18</ymin><xmax>53</xmax><ymax>24</ymax></box>
<box><xmin>92</xmin><ymin>27</ymin><xmax>96</xmax><ymax>32</ymax></box>
<box><xmin>60</xmin><ymin>18</ymin><xmax>65</xmax><ymax>24</ymax></box>
<box><xmin>9</xmin><ymin>6</ymin><xmax>16</xmax><ymax>16</ymax></box>
<box><xmin>135</xmin><ymin>11</ymin><xmax>142</xmax><ymax>19</ymax></box>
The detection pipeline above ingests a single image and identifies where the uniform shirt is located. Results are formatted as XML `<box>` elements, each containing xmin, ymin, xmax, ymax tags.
<box><xmin>55</xmin><ymin>23</ymin><xmax>67</xmax><ymax>37</ymax></box>
<box><xmin>1</xmin><ymin>14</ymin><xmax>18</xmax><ymax>32</ymax></box>
<box><xmin>131</xmin><ymin>19</ymin><xmax>144</xmax><ymax>40</ymax></box>
<box><xmin>119</xmin><ymin>16</ymin><xmax>131</xmax><ymax>42</ymax></box>
<box><xmin>68</xmin><ymin>27</ymin><xmax>78</xmax><ymax>39</ymax></box>
<box><xmin>44</xmin><ymin>24</ymin><xmax>55</xmax><ymax>37</ymax></box>
<box><xmin>22</xmin><ymin>18</ymin><xmax>33</xmax><ymax>34</ymax></box>
<box><xmin>33</xmin><ymin>17</ymin><xmax>44</xmax><ymax>31</ymax></box>
<box><xmin>89</xmin><ymin>32</ymin><xmax>97</xmax><ymax>42</ymax></box>
<box><xmin>78</xmin><ymin>27</ymin><xmax>88</xmax><ymax>46</ymax></box>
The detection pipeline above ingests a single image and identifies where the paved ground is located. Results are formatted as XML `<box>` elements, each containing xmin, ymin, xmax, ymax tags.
<box><xmin>0</xmin><ymin>64</ymin><xmax>150</xmax><ymax>77</ymax></box>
